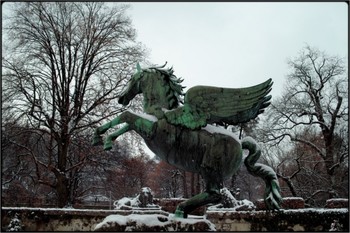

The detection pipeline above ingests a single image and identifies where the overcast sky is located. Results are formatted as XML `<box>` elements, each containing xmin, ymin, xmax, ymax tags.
<box><xmin>2</xmin><ymin>2</ymin><xmax>347</xmax><ymax>99</ymax></box>
<box><xmin>125</xmin><ymin>2</ymin><xmax>347</xmax><ymax>99</ymax></box>
<box><xmin>2</xmin><ymin>2</ymin><xmax>347</xmax><ymax>158</ymax></box>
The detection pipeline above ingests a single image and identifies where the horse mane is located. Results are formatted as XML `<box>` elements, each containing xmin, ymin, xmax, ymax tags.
<box><xmin>144</xmin><ymin>63</ymin><xmax>185</xmax><ymax>109</ymax></box>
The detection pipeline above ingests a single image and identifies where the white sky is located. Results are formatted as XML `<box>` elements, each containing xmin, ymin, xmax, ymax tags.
<box><xmin>125</xmin><ymin>2</ymin><xmax>348</xmax><ymax>98</ymax></box>
<box><xmin>2</xmin><ymin>2</ymin><xmax>348</xmax><ymax>158</ymax></box>
<box><xmin>2</xmin><ymin>2</ymin><xmax>347</xmax><ymax>98</ymax></box>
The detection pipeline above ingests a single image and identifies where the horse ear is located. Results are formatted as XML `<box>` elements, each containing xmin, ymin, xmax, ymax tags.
<box><xmin>136</xmin><ymin>63</ymin><xmax>141</xmax><ymax>72</ymax></box>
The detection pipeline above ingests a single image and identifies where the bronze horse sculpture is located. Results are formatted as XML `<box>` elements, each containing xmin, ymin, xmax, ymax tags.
<box><xmin>93</xmin><ymin>63</ymin><xmax>282</xmax><ymax>218</ymax></box>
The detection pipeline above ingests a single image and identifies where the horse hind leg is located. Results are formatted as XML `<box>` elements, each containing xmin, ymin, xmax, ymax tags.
<box><xmin>175</xmin><ymin>189</ymin><xmax>221</xmax><ymax>218</ymax></box>
<box><xmin>175</xmin><ymin>171</ymin><xmax>222</xmax><ymax>218</ymax></box>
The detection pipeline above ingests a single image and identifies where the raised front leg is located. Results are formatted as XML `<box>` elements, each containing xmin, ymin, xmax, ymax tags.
<box><xmin>92</xmin><ymin>115</ymin><xmax>124</xmax><ymax>146</ymax></box>
<box><xmin>104</xmin><ymin>124</ymin><xmax>130</xmax><ymax>150</ymax></box>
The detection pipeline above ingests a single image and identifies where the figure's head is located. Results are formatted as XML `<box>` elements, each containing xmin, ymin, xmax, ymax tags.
<box><xmin>118</xmin><ymin>63</ymin><xmax>143</xmax><ymax>106</ymax></box>
<box><xmin>118</xmin><ymin>62</ymin><xmax>185</xmax><ymax>109</ymax></box>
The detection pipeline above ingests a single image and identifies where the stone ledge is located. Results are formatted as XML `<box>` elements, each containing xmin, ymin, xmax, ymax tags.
<box><xmin>325</xmin><ymin>198</ymin><xmax>348</xmax><ymax>208</ymax></box>
<box><xmin>255</xmin><ymin>197</ymin><xmax>305</xmax><ymax>210</ymax></box>
<box><xmin>1</xmin><ymin>207</ymin><xmax>169</xmax><ymax>231</ymax></box>
<box><xmin>206</xmin><ymin>208</ymin><xmax>349</xmax><ymax>231</ymax></box>
<box><xmin>1</xmin><ymin>206</ymin><xmax>169</xmax><ymax>216</ymax></box>
<box><xmin>2</xmin><ymin>207</ymin><xmax>349</xmax><ymax>231</ymax></box>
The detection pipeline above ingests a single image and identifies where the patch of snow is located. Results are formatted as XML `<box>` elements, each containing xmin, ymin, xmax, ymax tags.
<box><xmin>157</xmin><ymin>197</ymin><xmax>187</xmax><ymax>201</ymax></box>
<box><xmin>207</xmin><ymin>188</ymin><xmax>256</xmax><ymax>211</ymax></box>
<box><xmin>279</xmin><ymin>208</ymin><xmax>349</xmax><ymax>215</ymax></box>
<box><xmin>7</xmin><ymin>213</ymin><xmax>22</xmax><ymax>232</ymax></box>
<box><xmin>329</xmin><ymin>219</ymin><xmax>343</xmax><ymax>231</ymax></box>
<box><xmin>161</xmin><ymin>108</ymin><xmax>171</xmax><ymax>112</ymax></box>
<box><xmin>242</xmin><ymin>136</ymin><xmax>257</xmax><ymax>145</ymax></box>
<box><xmin>206</xmin><ymin>208</ymin><xmax>349</xmax><ymax>215</ymax></box>
<box><xmin>114</xmin><ymin>197</ymin><xmax>140</xmax><ymax>209</ymax></box>
<box><xmin>326</xmin><ymin>198</ymin><xmax>348</xmax><ymax>202</ymax></box>
<box><xmin>2</xmin><ymin>207</ymin><xmax>119</xmax><ymax>212</ymax></box>
<box><xmin>81</xmin><ymin>194</ymin><xmax>111</xmax><ymax>202</ymax></box>
<box><xmin>141</xmin><ymin>187</ymin><xmax>152</xmax><ymax>196</ymax></box>
<box><xmin>221</xmin><ymin>187</ymin><xmax>235</xmax><ymax>199</ymax></box>
<box><xmin>208</xmin><ymin>199</ymin><xmax>256</xmax><ymax>212</ymax></box>
<box><xmin>283</xmin><ymin>197</ymin><xmax>304</xmax><ymax>201</ymax></box>
<box><xmin>128</xmin><ymin>110</ymin><xmax>158</xmax><ymax>122</ymax></box>
<box><xmin>203</xmin><ymin>124</ymin><xmax>240</xmax><ymax>142</ymax></box>
<box><xmin>95</xmin><ymin>214</ymin><xmax>166</xmax><ymax>230</ymax></box>
<box><xmin>94</xmin><ymin>214</ymin><xmax>216</xmax><ymax>231</ymax></box>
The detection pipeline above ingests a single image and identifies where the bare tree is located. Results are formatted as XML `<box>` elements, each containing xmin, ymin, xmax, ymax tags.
<box><xmin>2</xmin><ymin>2</ymin><xmax>146</xmax><ymax>207</ymax></box>
<box><xmin>259</xmin><ymin>46</ymin><xmax>348</xmax><ymax>205</ymax></box>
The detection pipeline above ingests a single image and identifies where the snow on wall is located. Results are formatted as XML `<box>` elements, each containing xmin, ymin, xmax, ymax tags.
<box><xmin>94</xmin><ymin>213</ymin><xmax>216</xmax><ymax>231</ymax></box>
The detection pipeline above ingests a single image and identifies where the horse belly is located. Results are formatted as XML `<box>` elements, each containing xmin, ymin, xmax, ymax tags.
<box><xmin>144</xmin><ymin>121</ymin><xmax>204</xmax><ymax>172</ymax></box>
<box><xmin>145</xmin><ymin>120</ymin><xmax>242</xmax><ymax>177</ymax></box>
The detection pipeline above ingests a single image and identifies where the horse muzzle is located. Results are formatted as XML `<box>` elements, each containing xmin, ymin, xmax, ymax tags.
<box><xmin>118</xmin><ymin>96</ymin><xmax>130</xmax><ymax>106</ymax></box>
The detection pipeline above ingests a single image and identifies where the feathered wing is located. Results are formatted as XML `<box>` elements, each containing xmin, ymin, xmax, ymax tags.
<box><xmin>165</xmin><ymin>79</ymin><xmax>273</xmax><ymax>129</ymax></box>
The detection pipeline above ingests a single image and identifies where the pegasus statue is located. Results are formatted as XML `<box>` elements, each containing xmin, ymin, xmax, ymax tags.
<box><xmin>93</xmin><ymin>63</ymin><xmax>282</xmax><ymax>218</ymax></box>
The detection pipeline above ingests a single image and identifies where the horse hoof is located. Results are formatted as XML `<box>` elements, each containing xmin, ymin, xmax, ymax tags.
<box><xmin>104</xmin><ymin>143</ymin><xmax>113</xmax><ymax>151</ymax></box>
<box><xmin>174</xmin><ymin>209</ymin><xmax>187</xmax><ymax>218</ymax></box>
<box><xmin>92</xmin><ymin>136</ymin><xmax>103</xmax><ymax>146</ymax></box>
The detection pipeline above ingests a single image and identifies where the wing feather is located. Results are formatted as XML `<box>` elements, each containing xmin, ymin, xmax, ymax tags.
<box><xmin>165</xmin><ymin>79</ymin><xmax>273</xmax><ymax>129</ymax></box>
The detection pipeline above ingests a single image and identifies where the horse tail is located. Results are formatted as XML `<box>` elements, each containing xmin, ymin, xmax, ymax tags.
<box><xmin>241</xmin><ymin>136</ymin><xmax>282</xmax><ymax>210</ymax></box>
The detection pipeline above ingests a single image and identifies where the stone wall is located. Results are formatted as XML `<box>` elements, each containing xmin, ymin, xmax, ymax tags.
<box><xmin>1</xmin><ymin>198</ymin><xmax>349</xmax><ymax>231</ymax></box>
<box><xmin>1</xmin><ymin>208</ymin><xmax>169</xmax><ymax>231</ymax></box>
<box><xmin>153</xmin><ymin>198</ymin><xmax>205</xmax><ymax>215</ymax></box>
<box><xmin>206</xmin><ymin>208</ymin><xmax>348</xmax><ymax>231</ymax></box>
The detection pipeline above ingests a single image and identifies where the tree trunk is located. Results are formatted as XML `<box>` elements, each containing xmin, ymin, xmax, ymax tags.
<box><xmin>190</xmin><ymin>172</ymin><xmax>195</xmax><ymax>197</ymax></box>
<box><xmin>56</xmin><ymin>133</ymin><xmax>71</xmax><ymax>207</ymax></box>
<box><xmin>196</xmin><ymin>173</ymin><xmax>201</xmax><ymax>194</ymax></box>
<box><xmin>182</xmin><ymin>171</ymin><xmax>188</xmax><ymax>198</ymax></box>
<box><xmin>56</xmin><ymin>173</ymin><xmax>70</xmax><ymax>207</ymax></box>
<box><xmin>278</xmin><ymin>175</ymin><xmax>298</xmax><ymax>197</ymax></box>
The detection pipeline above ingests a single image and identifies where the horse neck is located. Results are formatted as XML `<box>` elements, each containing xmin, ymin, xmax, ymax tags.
<box><xmin>141</xmin><ymin>74</ymin><xmax>173</xmax><ymax>113</ymax></box>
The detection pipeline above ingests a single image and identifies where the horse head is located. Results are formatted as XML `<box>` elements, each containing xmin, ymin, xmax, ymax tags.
<box><xmin>118</xmin><ymin>63</ymin><xmax>143</xmax><ymax>106</ymax></box>
<box><xmin>119</xmin><ymin>63</ymin><xmax>185</xmax><ymax>111</ymax></box>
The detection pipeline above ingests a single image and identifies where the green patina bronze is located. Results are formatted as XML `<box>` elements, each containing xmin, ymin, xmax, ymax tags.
<box><xmin>93</xmin><ymin>63</ymin><xmax>282</xmax><ymax>218</ymax></box>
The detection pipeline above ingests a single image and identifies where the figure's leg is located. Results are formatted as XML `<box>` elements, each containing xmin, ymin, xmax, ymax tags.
<box><xmin>175</xmin><ymin>189</ymin><xmax>221</xmax><ymax>218</ymax></box>
<box><xmin>104</xmin><ymin>124</ymin><xmax>130</xmax><ymax>150</ymax></box>
<box><xmin>175</xmin><ymin>170</ymin><xmax>222</xmax><ymax>218</ymax></box>
<box><xmin>92</xmin><ymin>115</ymin><xmax>124</xmax><ymax>146</ymax></box>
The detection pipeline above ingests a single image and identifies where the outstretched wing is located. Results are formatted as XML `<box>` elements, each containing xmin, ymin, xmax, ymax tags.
<box><xmin>165</xmin><ymin>79</ymin><xmax>273</xmax><ymax>129</ymax></box>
